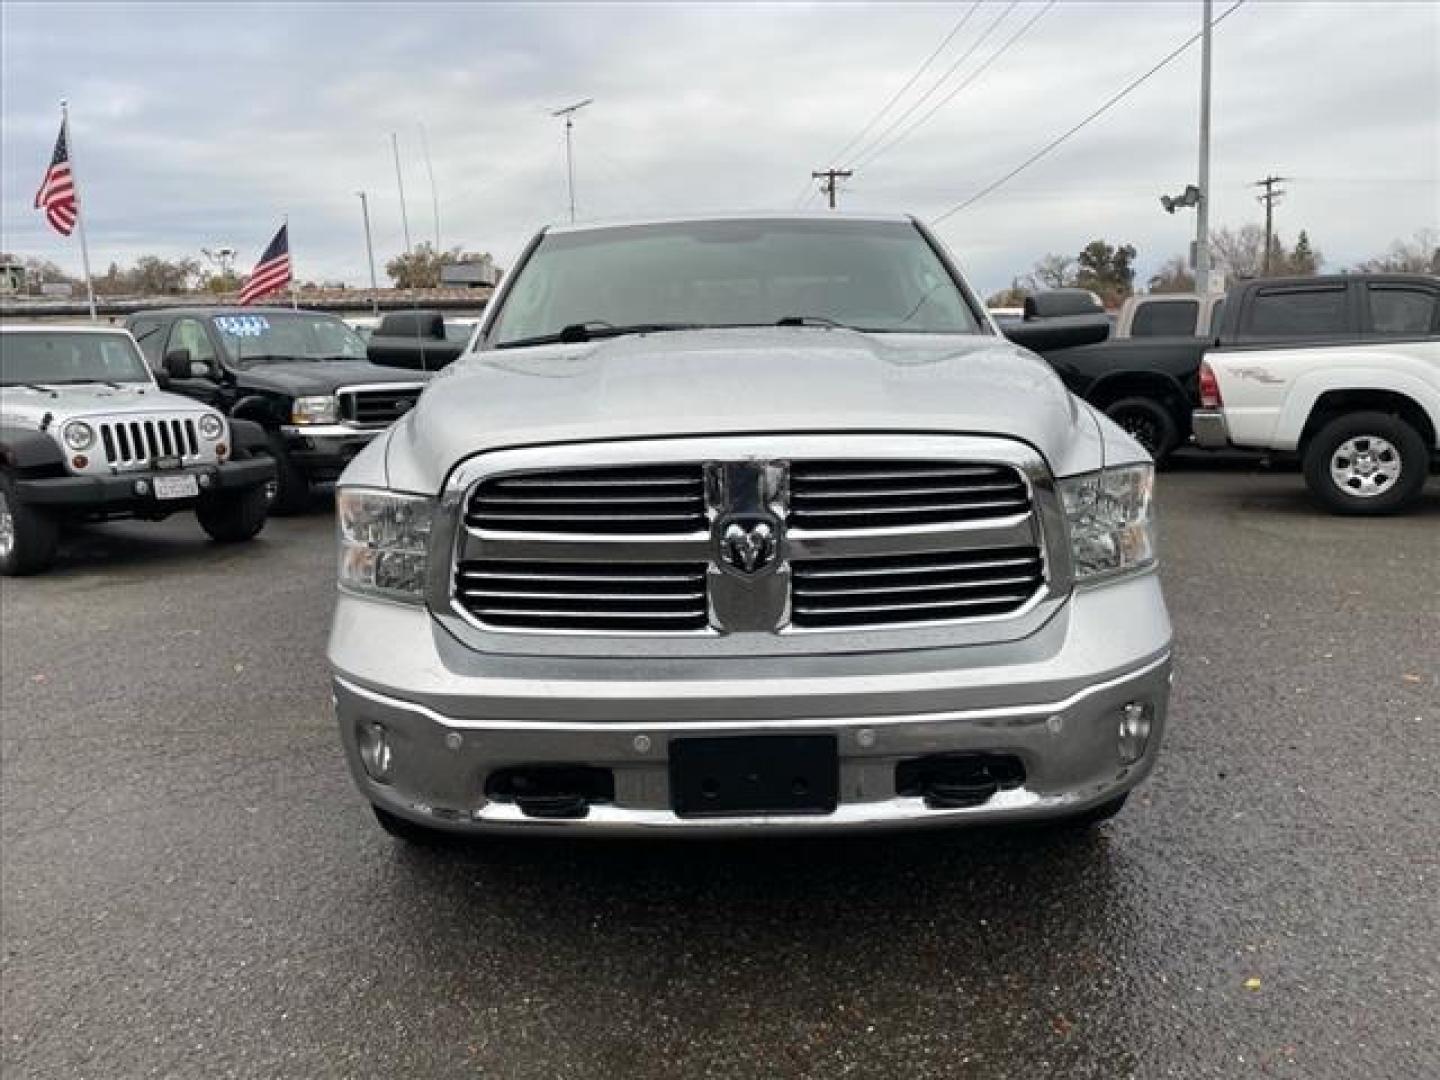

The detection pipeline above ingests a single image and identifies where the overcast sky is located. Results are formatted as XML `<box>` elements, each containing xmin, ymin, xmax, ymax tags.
<box><xmin>2</xmin><ymin>1</ymin><xmax>1436</xmax><ymax>294</ymax></box>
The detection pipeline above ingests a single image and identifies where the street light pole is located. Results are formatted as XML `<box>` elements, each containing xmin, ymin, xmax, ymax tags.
<box><xmin>1195</xmin><ymin>0</ymin><xmax>1213</xmax><ymax>292</ymax></box>
<box><xmin>356</xmin><ymin>190</ymin><xmax>379</xmax><ymax>315</ymax></box>
<box><xmin>551</xmin><ymin>99</ymin><xmax>593</xmax><ymax>223</ymax></box>
<box><xmin>391</xmin><ymin>132</ymin><xmax>412</xmax><ymax>254</ymax></box>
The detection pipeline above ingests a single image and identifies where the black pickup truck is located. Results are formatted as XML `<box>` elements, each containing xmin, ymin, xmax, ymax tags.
<box><xmin>1004</xmin><ymin>275</ymin><xmax>1428</xmax><ymax>462</ymax></box>
<box><xmin>125</xmin><ymin>307</ymin><xmax>430</xmax><ymax>511</ymax></box>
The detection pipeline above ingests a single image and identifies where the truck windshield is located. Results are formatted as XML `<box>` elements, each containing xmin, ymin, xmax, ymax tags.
<box><xmin>491</xmin><ymin>218</ymin><xmax>982</xmax><ymax>347</ymax></box>
<box><xmin>0</xmin><ymin>332</ymin><xmax>152</xmax><ymax>386</ymax></box>
<box><xmin>209</xmin><ymin>312</ymin><xmax>368</xmax><ymax>366</ymax></box>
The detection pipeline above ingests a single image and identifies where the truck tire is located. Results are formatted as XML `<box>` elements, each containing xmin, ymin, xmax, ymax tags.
<box><xmin>1302</xmin><ymin>411</ymin><xmax>1428</xmax><ymax>515</ymax></box>
<box><xmin>0</xmin><ymin>471</ymin><xmax>60</xmax><ymax>577</ymax></box>
<box><xmin>258</xmin><ymin>434</ymin><xmax>311</xmax><ymax>515</ymax></box>
<box><xmin>1104</xmin><ymin>397</ymin><xmax>1180</xmax><ymax>463</ymax></box>
<box><xmin>372</xmin><ymin>804</ymin><xmax>451</xmax><ymax>846</ymax></box>
<box><xmin>195</xmin><ymin>484</ymin><xmax>270</xmax><ymax>543</ymax></box>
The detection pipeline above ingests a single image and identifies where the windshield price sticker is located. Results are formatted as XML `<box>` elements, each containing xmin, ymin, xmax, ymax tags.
<box><xmin>214</xmin><ymin>316</ymin><xmax>270</xmax><ymax>337</ymax></box>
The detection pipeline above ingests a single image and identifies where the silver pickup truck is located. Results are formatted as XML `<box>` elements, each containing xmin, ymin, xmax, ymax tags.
<box><xmin>327</xmin><ymin>213</ymin><xmax>1173</xmax><ymax>841</ymax></box>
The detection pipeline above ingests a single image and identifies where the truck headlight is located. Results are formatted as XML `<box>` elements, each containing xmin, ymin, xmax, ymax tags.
<box><xmin>1058</xmin><ymin>463</ymin><xmax>1156</xmax><ymax>581</ymax></box>
<box><xmin>337</xmin><ymin>487</ymin><xmax>435</xmax><ymax>601</ymax></box>
<box><xmin>63</xmin><ymin>421</ymin><xmax>95</xmax><ymax>451</ymax></box>
<box><xmin>198</xmin><ymin>413</ymin><xmax>225</xmax><ymax>440</ymax></box>
<box><xmin>291</xmin><ymin>395</ymin><xmax>338</xmax><ymax>425</ymax></box>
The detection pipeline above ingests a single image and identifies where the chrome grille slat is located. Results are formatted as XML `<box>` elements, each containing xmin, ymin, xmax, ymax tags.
<box><xmin>94</xmin><ymin>415</ymin><xmax>210</xmax><ymax>468</ymax></box>
<box><xmin>790</xmin><ymin>545</ymin><xmax>1044</xmax><ymax>629</ymax></box>
<box><xmin>337</xmin><ymin>384</ymin><xmax>425</xmax><ymax>428</ymax></box>
<box><xmin>468</xmin><ymin>465</ymin><xmax>706</xmax><ymax>535</ymax></box>
<box><xmin>788</xmin><ymin>459</ymin><xmax>1031</xmax><ymax>531</ymax></box>
<box><xmin>455</xmin><ymin>560</ymin><xmax>709</xmax><ymax>632</ymax></box>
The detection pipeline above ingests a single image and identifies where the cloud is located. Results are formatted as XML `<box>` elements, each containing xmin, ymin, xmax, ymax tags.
<box><xmin>2</xmin><ymin>1</ymin><xmax>1435</xmax><ymax>294</ymax></box>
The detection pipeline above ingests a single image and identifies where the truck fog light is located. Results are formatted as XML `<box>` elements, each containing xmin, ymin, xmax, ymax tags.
<box><xmin>133</xmin><ymin>479</ymin><xmax>150</xmax><ymax>495</ymax></box>
<box><xmin>72</xmin><ymin>454</ymin><xmax>88</xmax><ymax>469</ymax></box>
<box><xmin>358</xmin><ymin>722</ymin><xmax>394</xmax><ymax>782</ymax></box>
<box><xmin>1117</xmin><ymin>702</ymin><xmax>1153</xmax><ymax>765</ymax></box>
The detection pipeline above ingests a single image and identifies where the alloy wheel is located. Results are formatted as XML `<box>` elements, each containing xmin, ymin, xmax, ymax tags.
<box><xmin>1330</xmin><ymin>436</ymin><xmax>1401</xmax><ymax>498</ymax></box>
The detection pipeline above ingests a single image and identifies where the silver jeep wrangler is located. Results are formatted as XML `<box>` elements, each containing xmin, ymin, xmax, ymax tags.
<box><xmin>328</xmin><ymin>213</ymin><xmax>1173</xmax><ymax>841</ymax></box>
<box><xmin>0</xmin><ymin>324</ymin><xmax>275</xmax><ymax>575</ymax></box>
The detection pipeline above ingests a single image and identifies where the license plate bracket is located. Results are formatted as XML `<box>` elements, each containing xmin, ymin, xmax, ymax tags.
<box><xmin>153</xmin><ymin>474</ymin><xmax>199</xmax><ymax>500</ymax></box>
<box><xmin>670</xmin><ymin>734</ymin><xmax>838</xmax><ymax>818</ymax></box>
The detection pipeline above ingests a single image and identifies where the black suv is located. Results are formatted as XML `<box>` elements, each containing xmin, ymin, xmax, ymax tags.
<box><xmin>125</xmin><ymin>307</ymin><xmax>430</xmax><ymax>511</ymax></box>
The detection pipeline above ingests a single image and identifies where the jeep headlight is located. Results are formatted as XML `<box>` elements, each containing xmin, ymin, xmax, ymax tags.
<box><xmin>62</xmin><ymin>421</ymin><xmax>95</xmax><ymax>451</ymax></box>
<box><xmin>291</xmin><ymin>395</ymin><xmax>338</xmax><ymax>425</ymax></box>
<box><xmin>337</xmin><ymin>487</ymin><xmax>435</xmax><ymax>601</ymax></box>
<box><xmin>1058</xmin><ymin>463</ymin><xmax>1156</xmax><ymax>581</ymax></box>
<box><xmin>198</xmin><ymin>413</ymin><xmax>225</xmax><ymax>440</ymax></box>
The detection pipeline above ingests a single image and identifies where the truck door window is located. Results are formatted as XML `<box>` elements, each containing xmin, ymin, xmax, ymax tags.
<box><xmin>129</xmin><ymin>318</ymin><xmax>164</xmax><ymax>367</ymax></box>
<box><xmin>1244</xmin><ymin>287</ymin><xmax>1348</xmax><ymax>338</ymax></box>
<box><xmin>1131</xmin><ymin>300</ymin><xmax>1198</xmax><ymax>337</ymax></box>
<box><xmin>165</xmin><ymin>318</ymin><xmax>218</xmax><ymax>369</ymax></box>
<box><xmin>1366</xmin><ymin>285</ymin><xmax>1437</xmax><ymax>336</ymax></box>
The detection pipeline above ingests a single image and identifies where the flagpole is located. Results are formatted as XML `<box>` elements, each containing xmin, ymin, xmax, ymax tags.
<box><xmin>60</xmin><ymin>100</ymin><xmax>98</xmax><ymax>322</ymax></box>
<box><xmin>286</xmin><ymin>214</ymin><xmax>297</xmax><ymax>310</ymax></box>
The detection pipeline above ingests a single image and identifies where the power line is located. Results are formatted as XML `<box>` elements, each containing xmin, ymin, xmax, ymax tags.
<box><xmin>931</xmin><ymin>0</ymin><xmax>1249</xmax><ymax>225</ymax></box>
<box><xmin>847</xmin><ymin>1</ymin><xmax>1019</xmax><ymax>170</ymax></box>
<box><xmin>827</xmin><ymin>3</ymin><xmax>983</xmax><ymax>168</ymax></box>
<box><xmin>855</xmin><ymin>0</ymin><xmax>1056</xmax><ymax>171</ymax></box>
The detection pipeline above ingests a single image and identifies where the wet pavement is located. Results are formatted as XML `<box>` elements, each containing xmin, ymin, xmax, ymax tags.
<box><xmin>2</xmin><ymin>465</ymin><xmax>1437</xmax><ymax>1078</ymax></box>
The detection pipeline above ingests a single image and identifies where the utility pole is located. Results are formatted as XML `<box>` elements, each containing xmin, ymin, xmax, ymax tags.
<box><xmin>356</xmin><ymin>191</ymin><xmax>379</xmax><ymax>315</ymax></box>
<box><xmin>551</xmin><ymin>99</ymin><xmax>593</xmax><ymax>223</ymax></box>
<box><xmin>1194</xmin><ymin>0</ymin><xmax>1213</xmax><ymax>293</ymax></box>
<box><xmin>811</xmin><ymin>168</ymin><xmax>853</xmax><ymax>209</ymax></box>
<box><xmin>1254</xmin><ymin>174</ymin><xmax>1288</xmax><ymax>276</ymax></box>
<box><xmin>391</xmin><ymin>132</ymin><xmax>412</xmax><ymax>254</ymax></box>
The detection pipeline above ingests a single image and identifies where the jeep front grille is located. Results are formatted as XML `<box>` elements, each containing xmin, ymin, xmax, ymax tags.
<box><xmin>99</xmin><ymin>418</ymin><xmax>199</xmax><ymax>467</ymax></box>
<box><xmin>790</xmin><ymin>546</ymin><xmax>1044</xmax><ymax>629</ymax></box>
<box><xmin>455</xmin><ymin>560</ymin><xmax>709</xmax><ymax>632</ymax></box>
<box><xmin>337</xmin><ymin>385</ymin><xmax>424</xmax><ymax>427</ymax></box>
<box><xmin>467</xmin><ymin>465</ymin><xmax>707</xmax><ymax>535</ymax></box>
<box><xmin>788</xmin><ymin>460</ymin><xmax>1030</xmax><ymax>530</ymax></box>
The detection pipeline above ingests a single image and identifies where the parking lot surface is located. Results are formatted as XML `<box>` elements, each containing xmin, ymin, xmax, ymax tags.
<box><xmin>2</xmin><ymin>463</ymin><xmax>1437</xmax><ymax>1079</ymax></box>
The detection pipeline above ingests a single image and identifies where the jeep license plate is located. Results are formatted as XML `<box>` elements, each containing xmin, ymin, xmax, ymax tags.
<box><xmin>153</xmin><ymin>474</ymin><xmax>199</xmax><ymax>500</ymax></box>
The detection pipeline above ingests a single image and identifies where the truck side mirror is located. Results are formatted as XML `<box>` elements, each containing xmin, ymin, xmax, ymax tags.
<box><xmin>164</xmin><ymin>348</ymin><xmax>193</xmax><ymax>379</ymax></box>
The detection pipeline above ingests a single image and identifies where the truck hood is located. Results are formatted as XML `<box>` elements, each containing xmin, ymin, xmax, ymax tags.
<box><xmin>385</xmin><ymin>328</ymin><xmax>1106</xmax><ymax>493</ymax></box>
<box><xmin>0</xmin><ymin>382</ymin><xmax>215</xmax><ymax>428</ymax></box>
<box><xmin>234</xmin><ymin>360</ymin><xmax>430</xmax><ymax>397</ymax></box>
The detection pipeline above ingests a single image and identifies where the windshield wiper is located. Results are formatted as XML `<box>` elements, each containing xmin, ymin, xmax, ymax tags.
<box><xmin>495</xmin><ymin>321</ymin><xmax>702</xmax><ymax>349</ymax></box>
<box><xmin>774</xmin><ymin>315</ymin><xmax>848</xmax><ymax>329</ymax></box>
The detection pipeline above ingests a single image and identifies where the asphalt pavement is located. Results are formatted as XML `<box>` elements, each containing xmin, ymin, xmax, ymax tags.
<box><xmin>2</xmin><ymin>462</ymin><xmax>1437</xmax><ymax>1079</ymax></box>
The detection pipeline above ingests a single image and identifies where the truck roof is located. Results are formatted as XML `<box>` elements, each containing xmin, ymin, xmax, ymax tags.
<box><xmin>126</xmin><ymin>306</ymin><xmax>313</xmax><ymax>319</ymax></box>
<box><xmin>1237</xmin><ymin>272</ymin><xmax>1438</xmax><ymax>289</ymax></box>
<box><xmin>0</xmin><ymin>323</ymin><xmax>134</xmax><ymax>334</ymax></box>
<box><xmin>544</xmin><ymin>210</ymin><xmax>917</xmax><ymax>236</ymax></box>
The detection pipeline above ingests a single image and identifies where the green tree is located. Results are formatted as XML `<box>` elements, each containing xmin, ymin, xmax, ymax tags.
<box><xmin>1074</xmin><ymin>239</ymin><xmax>1137</xmax><ymax>306</ymax></box>
<box><xmin>386</xmin><ymin>243</ymin><xmax>494</xmax><ymax>289</ymax></box>
<box><xmin>1286</xmin><ymin>230</ymin><xmax>1321</xmax><ymax>275</ymax></box>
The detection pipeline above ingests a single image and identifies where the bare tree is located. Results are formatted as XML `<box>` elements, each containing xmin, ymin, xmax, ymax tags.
<box><xmin>1025</xmin><ymin>253</ymin><xmax>1077</xmax><ymax>291</ymax></box>
<box><xmin>1208</xmin><ymin>224</ymin><xmax>1268</xmax><ymax>281</ymax></box>
<box><xmin>1352</xmin><ymin>228</ymin><xmax>1440</xmax><ymax>274</ymax></box>
<box><xmin>1147</xmin><ymin>256</ymin><xmax>1196</xmax><ymax>294</ymax></box>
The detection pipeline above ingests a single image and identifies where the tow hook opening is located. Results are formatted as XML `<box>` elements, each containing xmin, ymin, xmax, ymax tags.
<box><xmin>485</xmin><ymin>766</ymin><xmax>616</xmax><ymax>819</ymax></box>
<box><xmin>895</xmin><ymin>753</ymin><xmax>1027</xmax><ymax>810</ymax></box>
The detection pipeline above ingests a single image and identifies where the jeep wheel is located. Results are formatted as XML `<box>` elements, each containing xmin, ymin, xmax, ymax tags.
<box><xmin>196</xmin><ymin>484</ymin><xmax>270</xmax><ymax>542</ymax></box>
<box><xmin>1104</xmin><ymin>397</ymin><xmax>1180</xmax><ymax>463</ymax></box>
<box><xmin>258</xmin><ymin>435</ymin><xmax>311</xmax><ymax>515</ymax></box>
<box><xmin>372</xmin><ymin>804</ymin><xmax>451</xmax><ymax>846</ymax></box>
<box><xmin>0</xmin><ymin>472</ymin><xmax>60</xmax><ymax>577</ymax></box>
<box><xmin>1302</xmin><ymin>411</ymin><xmax>1428</xmax><ymax>515</ymax></box>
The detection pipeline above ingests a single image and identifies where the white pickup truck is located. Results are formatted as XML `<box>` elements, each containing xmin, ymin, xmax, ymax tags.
<box><xmin>1193</xmin><ymin>273</ymin><xmax>1439</xmax><ymax>513</ymax></box>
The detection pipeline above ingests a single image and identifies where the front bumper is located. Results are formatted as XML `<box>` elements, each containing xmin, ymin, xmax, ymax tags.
<box><xmin>279</xmin><ymin>424</ymin><xmax>383</xmax><ymax>482</ymax></box>
<box><xmin>14</xmin><ymin>458</ymin><xmax>274</xmax><ymax>511</ymax></box>
<box><xmin>330</xmin><ymin>571</ymin><xmax>1173</xmax><ymax>836</ymax></box>
<box><xmin>1191</xmin><ymin>409</ymin><xmax>1230</xmax><ymax>449</ymax></box>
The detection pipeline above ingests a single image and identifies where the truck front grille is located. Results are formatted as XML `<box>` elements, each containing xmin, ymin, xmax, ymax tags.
<box><xmin>789</xmin><ymin>460</ymin><xmax>1030</xmax><ymax>530</ymax></box>
<box><xmin>790</xmin><ymin>546</ymin><xmax>1044</xmax><ymax>629</ymax></box>
<box><xmin>99</xmin><ymin>418</ymin><xmax>199</xmax><ymax>467</ymax></box>
<box><xmin>467</xmin><ymin>465</ymin><xmax>707</xmax><ymax>535</ymax></box>
<box><xmin>455</xmin><ymin>560</ymin><xmax>709</xmax><ymax>632</ymax></box>
<box><xmin>338</xmin><ymin>385</ymin><xmax>424</xmax><ymax>427</ymax></box>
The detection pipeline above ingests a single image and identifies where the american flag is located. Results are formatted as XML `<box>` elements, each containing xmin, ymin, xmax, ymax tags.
<box><xmin>33</xmin><ymin>119</ymin><xmax>77</xmax><ymax>236</ymax></box>
<box><xmin>238</xmin><ymin>223</ymin><xmax>292</xmax><ymax>305</ymax></box>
